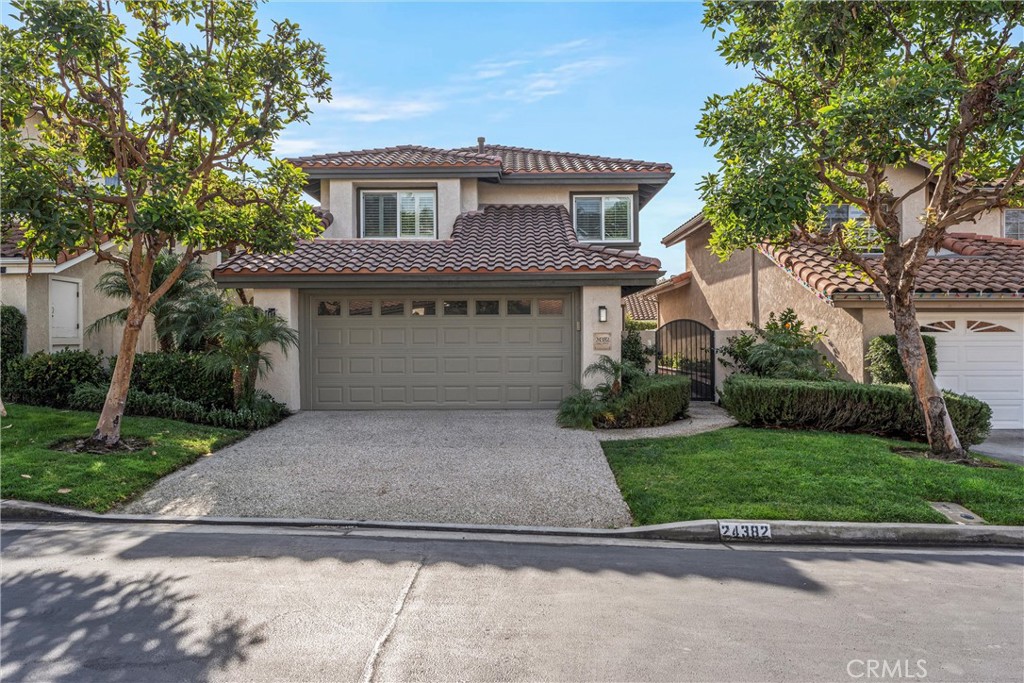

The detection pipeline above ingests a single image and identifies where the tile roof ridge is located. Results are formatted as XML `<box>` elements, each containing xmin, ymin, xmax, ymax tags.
<box><xmin>463</xmin><ymin>143</ymin><xmax>672</xmax><ymax>169</ymax></box>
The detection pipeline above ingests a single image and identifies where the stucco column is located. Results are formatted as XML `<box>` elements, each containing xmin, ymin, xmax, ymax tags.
<box><xmin>254</xmin><ymin>288</ymin><xmax>302</xmax><ymax>411</ymax></box>
<box><xmin>580</xmin><ymin>285</ymin><xmax>623</xmax><ymax>388</ymax></box>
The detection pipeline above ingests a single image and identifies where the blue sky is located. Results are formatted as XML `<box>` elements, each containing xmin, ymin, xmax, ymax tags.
<box><xmin>260</xmin><ymin>1</ymin><xmax>753</xmax><ymax>273</ymax></box>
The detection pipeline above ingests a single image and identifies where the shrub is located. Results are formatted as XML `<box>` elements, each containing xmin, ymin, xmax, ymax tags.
<box><xmin>719</xmin><ymin>375</ymin><xmax>991</xmax><ymax>446</ymax></box>
<box><xmin>1</xmin><ymin>305</ymin><xmax>26</xmax><ymax>367</ymax></box>
<box><xmin>625</xmin><ymin>316</ymin><xmax>657</xmax><ymax>331</ymax></box>
<box><xmin>621</xmin><ymin>328</ymin><xmax>654</xmax><ymax>371</ymax></box>
<box><xmin>865</xmin><ymin>334</ymin><xmax>938</xmax><ymax>384</ymax></box>
<box><xmin>70</xmin><ymin>384</ymin><xmax>288</xmax><ymax>431</ymax></box>
<box><xmin>557</xmin><ymin>355</ymin><xmax>691</xmax><ymax>430</ymax></box>
<box><xmin>718</xmin><ymin>308</ymin><xmax>836</xmax><ymax>380</ymax></box>
<box><xmin>613</xmin><ymin>376</ymin><xmax>691</xmax><ymax>429</ymax></box>
<box><xmin>2</xmin><ymin>350</ymin><xmax>108</xmax><ymax>408</ymax></box>
<box><xmin>117</xmin><ymin>352</ymin><xmax>234</xmax><ymax>407</ymax></box>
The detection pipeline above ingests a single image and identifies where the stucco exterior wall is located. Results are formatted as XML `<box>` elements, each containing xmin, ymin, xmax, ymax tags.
<box><xmin>476</xmin><ymin>183</ymin><xmax>639</xmax><ymax>209</ymax></box>
<box><xmin>657</xmin><ymin>234</ymin><xmax>753</xmax><ymax>329</ymax></box>
<box><xmin>1</xmin><ymin>273</ymin><xmax>49</xmax><ymax>353</ymax></box>
<box><xmin>580</xmin><ymin>285</ymin><xmax>623</xmax><ymax>389</ymax></box>
<box><xmin>252</xmin><ymin>288</ymin><xmax>301</xmax><ymax>410</ymax></box>
<box><xmin>886</xmin><ymin>164</ymin><xmax>1005</xmax><ymax>239</ymax></box>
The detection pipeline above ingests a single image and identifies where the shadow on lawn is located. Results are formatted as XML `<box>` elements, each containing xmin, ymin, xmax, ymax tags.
<box><xmin>0</xmin><ymin>568</ymin><xmax>265</xmax><ymax>683</ymax></box>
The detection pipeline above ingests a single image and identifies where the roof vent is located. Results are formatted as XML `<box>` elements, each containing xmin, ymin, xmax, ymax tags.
<box><xmin>477</xmin><ymin>136</ymin><xmax>486</xmax><ymax>153</ymax></box>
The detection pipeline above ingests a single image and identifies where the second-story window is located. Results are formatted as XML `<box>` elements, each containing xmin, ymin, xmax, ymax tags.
<box><xmin>574</xmin><ymin>195</ymin><xmax>633</xmax><ymax>242</ymax></box>
<box><xmin>361</xmin><ymin>190</ymin><xmax>436</xmax><ymax>239</ymax></box>
<box><xmin>1004</xmin><ymin>208</ymin><xmax>1023</xmax><ymax>241</ymax></box>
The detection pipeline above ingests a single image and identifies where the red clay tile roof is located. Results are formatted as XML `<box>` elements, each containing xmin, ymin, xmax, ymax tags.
<box><xmin>288</xmin><ymin>143</ymin><xmax>671</xmax><ymax>176</ymax></box>
<box><xmin>288</xmin><ymin>145</ymin><xmax>501</xmax><ymax>170</ymax></box>
<box><xmin>762</xmin><ymin>233</ymin><xmax>1024</xmax><ymax>300</ymax></box>
<box><xmin>622</xmin><ymin>288</ymin><xmax>659</xmax><ymax>321</ymax></box>
<box><xmin>454</xmin><ymin>144</ymin><xmax>672</xmax><ymax>175</ymax></box>
<box><xmin>1</xmin><ymin>225</ymin><xmax>27</xmax><ymax>258</ymax></box>
<box><xmin>215</xmin><ymin>204</ymin><xmax>661</xmax><ymax>278</ymax></box>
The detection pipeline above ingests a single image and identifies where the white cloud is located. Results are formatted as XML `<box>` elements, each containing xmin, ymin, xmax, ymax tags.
<box><xmin>500</xmin><ymin>58</ymin><xmax>615</xmax><ymax>103</ymax></box>
<box><xmin>273</xmin><ymin>137</ymin><xmax>323</xmax><ymax>156</ymax></box>
<box><xmin>320</xmin><ymin>94</ymin><xmax>443</xmax><ymax>122</ymax></box>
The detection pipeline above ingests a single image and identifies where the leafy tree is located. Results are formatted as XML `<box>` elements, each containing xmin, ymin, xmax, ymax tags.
<box><xmin>204</xmin><ymin>305</ymin><xmax>298</xmax><ymax>408</ymax></box>
<box><xmin>88</xmin><ymin>255</ymin><xmax>214</xmax><ymax>352</ymax></box>
<box><xmin>1</xmin><ymin>0</ymin><xmax>330</xmax><ymax>446</ymax></box>
<box><xmin>697</xmin><ymin>1</ymin><xmax>1023</xmax><ymax>458</ymax></box>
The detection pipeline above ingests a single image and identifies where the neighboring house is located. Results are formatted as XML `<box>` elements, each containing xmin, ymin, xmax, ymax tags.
<box><xmin>622</xmin><ymin>287</ymin><xmax>658</xmax><ymax>325</ymax></box>
<box><xmin>0</xmin><ymin>112</ymin><xmax>207</xmax><ymax>357</ymax></box>
<box><xmin>214</xmin><ymin>140</ymin><xmax>671</xmax><ymax>410</ymax></box>
<box><xmin>650</xmin><ymin>164</ymin><xmax>1024</xmax><ymax>429</ymax></box>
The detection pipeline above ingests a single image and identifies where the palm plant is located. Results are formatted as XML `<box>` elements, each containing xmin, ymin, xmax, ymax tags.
<box><xmin>87</xmin><ymin>255</ymin><xmax>215</xmax><ymax>351</ymax></box>
<box><xmin>205</xmin><ymin>305</ymin><xmax>299</xmax><ymax>408</ymax></box>
<box><xmin>168</xmin><ymin>290</ymin><xmax>230</xmax><ymax>352</ymax></box>
<box><xmin>584</xmin><ymin>355</ymin><xmax>646</xmax><ymax>401</ymax></box>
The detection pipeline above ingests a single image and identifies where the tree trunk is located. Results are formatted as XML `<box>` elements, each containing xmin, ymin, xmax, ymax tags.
<box><xmin>90</xmin><ymin>298</ymin><xmax>147</xmax><ymax>447</ymax></box>
<box><xmin>231</xmin><ymin>367</ymin><xmax>245</xmax><ymax>408</ymax></box>
<box><xmin>889</xmin><ymin>297</ymin><xmax>965</xmax><ymax>459</ymax></box>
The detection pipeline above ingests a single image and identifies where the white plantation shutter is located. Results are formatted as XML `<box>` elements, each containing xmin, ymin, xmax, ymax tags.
<box><xmin>603</xmin><ymin>196</ymin><xmax>631</xmax><ymax>240</ymax></box>
<box><xmin>399</xmin><ymin>192</ymin><xmax>418</xmax><ymax>237</ymax></box>
<box><xmin>363</xmin><ymin>191</ymin><xmax>433</xmax><ymax>238</ymax></box>
<box><xmin>575</xmin><ymin>197</ymin><xmax>602</xmax><ymax>240</ymax></box>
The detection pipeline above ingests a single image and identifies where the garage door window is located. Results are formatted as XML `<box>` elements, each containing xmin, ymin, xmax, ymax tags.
<box><xmin>443</xmin><ymin>300</ymin><xmax>468</xmax><ymax>316</ymax></box>
<box><xmin>381</xmin><ymin>300</ymin><xmax>405</xmax><ymax>316</ymax></box>
<box><xmin>349</xmin><ymin>300</ymin><xmax>373</xmax><ymax>316</ymax></box>
<box><xmin>921</xmin><ymin>320</ymin><xmax>955</xmax><ymax>333</ymax></box>
<box><xmin>475</xmin><ymin>300</ymin><xmax>499</xmax><ymax>315</ymax></box>
<box><xmin>318</xmin><ymin>301</ymin><xmax>341</xmax><ymax>316</ymax></box>
<box><xmin>412</xmin><ymin>300</ymin><xmax>436</xmax><ymax>316</ymax></box>
<box><xmin>538</xmin><ymin>299</ymin><xmax>564</xmax><ymax>315</ymax></box>
<box><xmin>507</xmin><ymin>299</ymin><xmax>531</xmax><ymax>315</ymax></box>
<box><xmin>967</xmin><ymin>320</ymin><xmax>1015</xmax><ymax>333</ymax></box>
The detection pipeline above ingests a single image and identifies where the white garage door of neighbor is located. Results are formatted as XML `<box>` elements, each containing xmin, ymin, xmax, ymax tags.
<box><xmin>919</xmin><ymin>313</ymin><xmax>1024</xmax><ymax>429</ymax></box>
<box><xmin>308</xmin><ymin>292</ymin><xmax>576</xmax><ymax>409</ymax></box>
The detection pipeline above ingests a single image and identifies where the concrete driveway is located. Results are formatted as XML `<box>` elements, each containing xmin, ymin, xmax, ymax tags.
<box><xmin>122</xmin><ymin>411</ymin><xmax>632</xmax><ymax>528</ymax></box>
<box><xmin>975</xmin><ymin>430</ymin><xmax>1024</xmax><ymax>466</ymax></box>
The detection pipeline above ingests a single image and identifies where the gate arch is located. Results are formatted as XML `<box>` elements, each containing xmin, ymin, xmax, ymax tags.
<box><xmin>654</xmin><ymin>319</ymin><xmax>716</xmax><ymax>401</ymax></box>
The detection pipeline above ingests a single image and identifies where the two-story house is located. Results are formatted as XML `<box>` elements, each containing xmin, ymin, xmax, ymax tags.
<box><xmin>214</xmin><ymin>140</ymin><xmax>671</xmax><ymax>410</ymax></box>
<box><xmin>647</xmin><ymin>162</ymin><xmax>1024</xmax><ymax>429</ymax></box>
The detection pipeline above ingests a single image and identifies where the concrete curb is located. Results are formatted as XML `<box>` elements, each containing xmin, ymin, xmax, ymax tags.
<box><xmin>3</xmin><ymin>500</ymin><xmax>1022</xmax><ymax>548</ymax></box>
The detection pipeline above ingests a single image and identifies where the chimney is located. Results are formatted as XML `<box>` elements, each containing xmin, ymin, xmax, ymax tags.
<box><xmin>477</xmin><ymin>136</ymin><xmax>486</xmax><ymax>153</ymax></box>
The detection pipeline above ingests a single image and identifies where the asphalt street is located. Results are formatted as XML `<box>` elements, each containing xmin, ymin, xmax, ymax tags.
<box><xmin>1</xmin><ymin>522</ymin><xmax>1021</xmax><ymax>682</ymax></box>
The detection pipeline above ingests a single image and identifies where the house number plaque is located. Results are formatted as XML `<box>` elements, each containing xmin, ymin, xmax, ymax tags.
<box><xmin>593</xmin><ymin>332</ymin><xmax>612</xmax><ymax>350</ymax></box>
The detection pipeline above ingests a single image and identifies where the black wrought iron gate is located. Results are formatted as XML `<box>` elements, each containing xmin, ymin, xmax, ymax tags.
<box><xmin>654</xmin><ymin>319</ymin><xmax>716</xmax><ymax>400</ymax></box>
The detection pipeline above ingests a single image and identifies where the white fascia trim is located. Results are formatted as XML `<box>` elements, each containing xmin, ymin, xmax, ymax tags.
<box><xmin>0</xmin><ymin>241</ymin><xmax>115</xmax><ymax>275</ymax></box>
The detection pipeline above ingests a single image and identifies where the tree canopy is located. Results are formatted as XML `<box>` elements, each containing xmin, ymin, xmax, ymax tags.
<box><xmin>697</xmin><ymin>0</ymin><xmax>1023</xmax><ymax>267</ymax></box>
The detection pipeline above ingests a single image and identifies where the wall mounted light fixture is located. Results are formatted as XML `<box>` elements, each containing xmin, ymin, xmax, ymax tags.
<box><xmin>598</xmin><ymin>305</ymin><xmax>608</xmax><ymax>323</ymax></box>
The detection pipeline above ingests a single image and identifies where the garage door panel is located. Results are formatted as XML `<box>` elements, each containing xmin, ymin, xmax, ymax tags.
<box><xmin>347</xmin><ymin>357</ymin><xmax>374</xmax><ymax>374</ymax></box>
<box><xmin>310</xmin><ymin>293</ymin><xmax>574</xmax><ymax>409</ymax></box>
<box><xmin>347</xmin><ymin>328</ymin><xmax>374</xmax><ymax>346</ymax></box>
<box><xmin>380</xmin><ymin>357</ymin><xmax>406</xmax><ymax>374</ymax></box>
<box><xmin>380</xmin><ymin>328</ymin><xmax>406</xmax><ymax>345</ymax></box>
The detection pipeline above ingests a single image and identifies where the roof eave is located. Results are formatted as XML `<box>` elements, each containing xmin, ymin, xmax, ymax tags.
<box><xmin>212</xmin><ymin>270</ymin><xmax>663</xmax><ymax>289</ymax></box>
<box><xmin>662</xmin><ymin>213</ymin><xmax>709</xmax><ymax>247</ymax></box>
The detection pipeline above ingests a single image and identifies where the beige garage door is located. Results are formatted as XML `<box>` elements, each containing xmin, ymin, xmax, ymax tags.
<box><xmin>308</xmin><ymin>293</ymin><xmax>575</xmax><ymax>409</ymax></box>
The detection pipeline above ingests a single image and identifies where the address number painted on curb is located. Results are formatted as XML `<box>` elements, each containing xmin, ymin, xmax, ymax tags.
<box><xmin>720</xmin><ymin>523</ymin><xmax>772</xmax><ymax>540</ymax></box>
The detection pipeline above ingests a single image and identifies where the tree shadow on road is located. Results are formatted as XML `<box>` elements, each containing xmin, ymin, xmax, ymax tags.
<box><xmin>0</xmin><ymin>569</ymin><xmax>266</xmax><ymax>683</ymax></box>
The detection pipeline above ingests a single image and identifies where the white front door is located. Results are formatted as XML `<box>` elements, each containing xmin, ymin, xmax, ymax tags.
<box><xmin>50</xmin><ymin>277</ymin><xmax>82</xmax><ymax>349</ymax></box>
<box><xmin>919</xmin><ymin>313</ymin><xmax>1024</xmax><ymax>429</ymax></box>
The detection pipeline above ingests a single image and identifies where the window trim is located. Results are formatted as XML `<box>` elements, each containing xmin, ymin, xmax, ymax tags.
<box><xmin>571</xmin><ymin>192</ymin><xmax>636</xmax><ymax>243</ymax></box>
<box><xmin>359</xmin><ymin>188</ymin><xmax>438</xmax><ymax>240</ymax></box>
<box><xmin>1003</xmin><ymin>208</ymin><xmax>1024</xmax><ymax>241</ymax></box>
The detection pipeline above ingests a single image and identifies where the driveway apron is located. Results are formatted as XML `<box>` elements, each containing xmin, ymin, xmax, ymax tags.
<box><xmin>122</xmin><ymin>411</ymin><xmax>632</xmax><ymax>528</ymax></box>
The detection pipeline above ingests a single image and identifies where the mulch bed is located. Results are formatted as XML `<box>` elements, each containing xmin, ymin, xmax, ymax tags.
<box><xmin>51</xmin><ymin>437</ymin><xmax>153</xmax><ymax>455</ymax></box>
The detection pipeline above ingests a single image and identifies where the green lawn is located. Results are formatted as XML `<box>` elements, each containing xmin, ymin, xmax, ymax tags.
<box><xmin>603</xmin><ymin>427</ymin><xmax>1024</xmax><ymax>526</ymax></box>
<box><xmin>1</xmin><ymin>404</ymin><xmax>246</xmax><ymax>512</ymax></box>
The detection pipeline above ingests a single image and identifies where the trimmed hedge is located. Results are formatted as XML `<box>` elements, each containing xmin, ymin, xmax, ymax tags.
<box><xmin>1</xmin><ymin>305</ymin><xmax>26</xmax><ymax>367</ymax></box>
<box><xmin>866</xmin><ymin>334</ymin><xmax>938</xmax><ymax>384</ymax></box>
<box><xmin>70</xmin><ymin>383</ymin><xmax>288</xmax><ymax>431</ymax></box>
<box><xmin>2</xmin><ymin>350</ymin><xmax>109</xmax><ymax>408</ymax></box>
<box><xmin>613</xmin><ymin>375</ymin><xmax>691</xmax><ymax>429</ymax></box>
<box><xmin>719</xmin><ymin>375</ymin><xmax>991</xmax><ymax>446</ymax></box>
<box><xmin>117</xmin><ymin>352</ymin><xmax>233</xmax><ymax>408</ymax></box>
